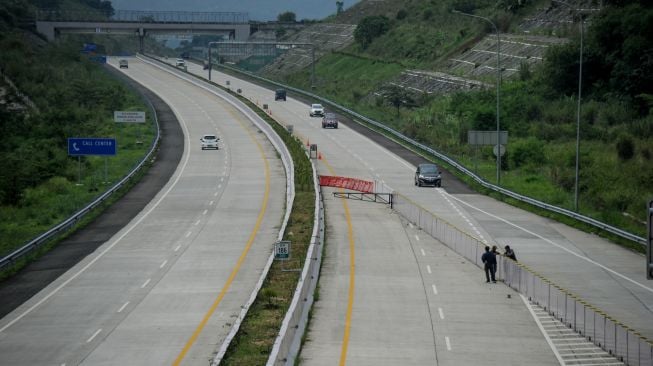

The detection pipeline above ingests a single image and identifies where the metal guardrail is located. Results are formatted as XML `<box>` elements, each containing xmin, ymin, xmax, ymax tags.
<box><xmin>210</xmin><ymin>61</ymin><xmax>646</xmax><ymax>246</ymax></box>
<box><xmin>0</xmin><ymin>71</ymin><xmax>161</xmax><ymax>271</ymax></box>
<box><xmin>36</xmin><ymin>9</ymin><xmax>249</xmax><ymax>23</ymax></box>
<box><xmin>393</xmin><ymin>193</ymin><xmax>653</xmax><ymax>366</ymax></box>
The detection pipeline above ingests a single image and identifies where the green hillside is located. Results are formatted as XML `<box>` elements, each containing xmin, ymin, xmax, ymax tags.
<box><xmin>276</xmin><ymin>0</ymin><xmax>653</xmax><ymax>240</ymax></box>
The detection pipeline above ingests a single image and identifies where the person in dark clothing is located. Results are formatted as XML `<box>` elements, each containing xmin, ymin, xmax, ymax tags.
<box><xmin>481</xmin><ymin>246</ymin><xmax>497</xmax><ymax>283</ymax></box>
<box><xmin>504</xmin><ymin>245</ymin><xmax>517</xmax><ymax>261</ymax></box>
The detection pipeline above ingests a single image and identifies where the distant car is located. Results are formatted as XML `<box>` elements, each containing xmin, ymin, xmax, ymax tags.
<box><xmin>415</xmin><ymin>163</ymin><xmax>441</xmax><ymax>187</ymax></box>
<box><xmin>200</xmin><ymin>134</ymin><xmax>219</xmax><ymax>150</ymax></box>
<box><xmin>322</xmin><ymin>113</ymin><xmax>338</xmax><ymax>129</ymax></box>
<box><xmin>275</xmin><ymin>89</ymin><xmax>287</xmax><ymax>101</ymax></box>
<box><xmin>119</xmin><ymin>59</ymin><xmax>128</xmax><ymax>69</ymax></box>
<box><xmin>309</xmin><ymin>103</ymin><xmax>325</xmax><ymax>117</ymax></box>
<box><xmin>175</xmin><ymin>58</ymin><xmax>186</xmax><ymax>67</ymax></box>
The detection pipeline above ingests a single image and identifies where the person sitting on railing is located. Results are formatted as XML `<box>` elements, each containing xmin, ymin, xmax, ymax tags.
<box><xmin>504</xmin><ymin>245</ymin><xmax>517</xmax><ymax>261</ymax></box>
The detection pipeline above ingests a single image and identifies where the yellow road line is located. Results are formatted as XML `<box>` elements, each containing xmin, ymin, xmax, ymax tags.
<box><xmin>320</xmin><ymin>156</ymin><xmax>356</xmax><ymax>366</ymax></box>
<box><xmin>173</xmin><ymin>106</ymin><xmax>271</xmax><ymax>366</ymax></box>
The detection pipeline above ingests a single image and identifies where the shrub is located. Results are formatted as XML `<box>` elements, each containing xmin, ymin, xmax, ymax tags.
<box><xmin>509</xmin><ymin>137</ymin><xmax>546</xmax><ymax>169</ymax></box>
<box><xmin>616</xmin><ymin>135</ymin><xmax>635</xmax><ymax>160</ymax></box>
<box><xmin>396</xmin><ymin>9</ymin><xmax>408</xmax><ymax>20</ymax></box>
<box><xmin>354</xmin><ymin>15</ymin><xmax>391</xmax><ymax>49</ymax></box>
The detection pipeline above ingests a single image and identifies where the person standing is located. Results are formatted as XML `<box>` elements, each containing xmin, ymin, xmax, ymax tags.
<box><xmin>481</xmin><ymin>246</ymin><xmax>497</xmax><ymax>283</ymax></box>
<box><xmin>504</xmin><ymin>245</ymin><xmax>517</xmax><ymax>261</ymax></box>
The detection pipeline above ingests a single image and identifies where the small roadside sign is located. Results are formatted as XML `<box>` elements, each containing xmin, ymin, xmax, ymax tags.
<box><xmin>68</xmin><ymin>138</ymin><xmax>117</xmax><ymax>156</ymax></box>
<box><xmin>274</xmin><ymin>241</ymin><xmax>291</xmax><ymax>261</ymax></box>
<box><xmin>114</xmin><ymin>111</ymin><xmax>145</xmax><ymax>123</ymax></box>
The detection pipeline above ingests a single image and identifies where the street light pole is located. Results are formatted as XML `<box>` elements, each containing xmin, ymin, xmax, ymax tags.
<box><xmin>553</xmin><ymin>0</ymin><xmax>583</xmax><ymax>212</ymax></box>
<box><xmin>453</xmin><ymin>10</ymin><xmax>502</xmax><ymax>185</ymax></box>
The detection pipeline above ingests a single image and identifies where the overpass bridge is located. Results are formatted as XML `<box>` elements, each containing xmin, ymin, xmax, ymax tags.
<box><xmin>35</xmin><ymin>10</ymin><xmax>251</xmax><ymax>51</ymax></box>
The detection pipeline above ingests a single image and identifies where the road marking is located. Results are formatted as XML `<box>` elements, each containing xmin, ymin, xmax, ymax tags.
<box><xmin>445</xmin><ymin>336</ymin><xmax>451</xmax><ymax>351</ymax></box>
<box><xmin>521</xmin><ymin>294</ymin><xmax>565</xmax><ymax>365</ymax></box>
<box><xmin>218</xmin><ymin>184</ymin><xmax>222</xmax><ymax>189</ymax></box>
<box><xmin>432</xmin><ymin>284</ymin><xmax>438</xmax><ymax>295</ymax></box>
<box><xmin>87</xmin><ymin>329</ymin><xmax>102</xmax><ymax>343</ymax></box>
<box><xmin>409</xmin><ymin>223</ymin><xmax>414</xmax><ymax>229</ymax></box>
<box><xmin>415</xmin><ymin>235</ymin><xmax>420</xmax><ymax>241</ymax></box>
<box><xmin>445</xmin><ymin>192</ymin><xmax>653</xmax><ymax>294</ymax></box>
<box><xmin>421</xmin><ymin>248</ymin><xmax>426</xmax><ymax>256</ymax></box>
<box><xmin>175</xmin><ymin>245</ymin><xmax>181</xmax><ymax>252</ymax></box>
<box><xmin>220</xmin><ymin>177</ymin><xmax>224</xmax><ymax>182</ymax></box>
<box><xmin>194</xmin><ymin>220</ymin><xmax>200</xmax><ymax>226</ymax></box>
<box><xmin>160</xmin><ymin>260</ymin><xmax>168</xmax><ymax>269</ymax></box>
<box><xmin>438</xmin><ymin>308</ymin><xmax>445</xmax><ymax>320</ymax></box>
<box><xmin>185</xmin><ymin>231</ymin><xmax>192</xmax><ymax>238</ymax></box>
<box><xmin>214</xmin><ymin>192</ymin><xmax>219</xmax><ymax>196</ymax></box>
<box><xmin>141</xmin><ymin>279</ymin><xmax>151</xmax><ymax>288</ymax></box>
<box><xmin>0</xmin><ymin>98</ymin><xmax>194</xmax><ymax>334</ymax></box>
<box><xmin>173</xmin><ymin>105</ymin><xmax>272</xmax><ymax>366</ymax></box>
<box><xmin>203</xmin><ymin>209</ymin><xmax>208</xmax><ymax>215</ymax></box>
<box><xmin>427</xmin><ymin>265</ymin><xmax>432</xmax><ymax>274</ymax></box>
<box><xmin>117</xmin><ymin>301</ymin><xmax>129</xmax><ymax>313</ymax></box>
<box><xmin>209</xmin><ymin>200</ymin><xmax>214</xmax><ymax>205</ymax></box>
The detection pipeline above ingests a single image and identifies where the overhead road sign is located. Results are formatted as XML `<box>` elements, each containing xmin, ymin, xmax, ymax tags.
<box><xmin>114</xmin><ymin>111</ymin><xmax>145</xmax><ymax>123</ymax></box>
<box><xmin>68</xmin><ymin>138</ymin><xmax>116</xmax><ymax>156</ymax></box>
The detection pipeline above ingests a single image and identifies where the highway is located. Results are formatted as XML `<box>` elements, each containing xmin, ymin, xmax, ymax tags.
<box><xmin>0</xmin><ymin>58</ymin><xmax>287</xmax><ymax>365</ymax></box>
<box><xmin>174</xmin><ymin>57</ymin><xmax>652</xmax><ymax>364</ymax></box>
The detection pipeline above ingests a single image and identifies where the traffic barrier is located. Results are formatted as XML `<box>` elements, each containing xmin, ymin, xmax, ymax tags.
<box><xmin>319</xmin><ymin>175</ymin><xmax>374</xmax><ymax>193</ymax></box>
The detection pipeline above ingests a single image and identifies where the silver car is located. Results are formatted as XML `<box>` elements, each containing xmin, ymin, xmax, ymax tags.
<box><xmin>200</xmin><ymin>134</ymin><xmax>219</xmax><ymax>150</ymax></box>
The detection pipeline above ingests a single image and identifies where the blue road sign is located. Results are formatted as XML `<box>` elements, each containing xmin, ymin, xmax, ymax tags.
<box><xmin>68</xmin><ymin>138</ymin><xmax>117</xmax><ymax>156</ymax></box>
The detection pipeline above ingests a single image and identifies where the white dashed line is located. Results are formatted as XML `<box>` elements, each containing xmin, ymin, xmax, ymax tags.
<box><xmin>445</xmin><ymin>336</ymin><xmax>452</xmax><ymax>350</ymax></box>
<box><xmin>415</xmin><ymin>235</ymin><xmax>420</xmax><ymax>241</ymax></box>
<box><xmin>214</xmin><ymin>192</ymin><xmax>218</xmax><ymax>196</ymax></box>
<box><xmin>194</xmin><ymin>220</ymin><xmax>200</xmax><ymax>226</ymax></box>
<box><xmin>160</xmin><ymin>260</ymin><xmax>168</xmax><ymax>269</ymax></box>
<box><xmin>203</xmin><ymin>209</ymin><xmax>208</xmax><ymax>215</ymax></box>
<box><xmin>174</xmin><ymin>245</ymin><xmax>181</xmax><ymax>252</ymax></box>
<box><xmin>209</xmin><ymin>200</ymin><xmax>214</xmax><ymax>205</ymax></box>
<box><xmin>87</xmin><ymin>329</ymin><xmax>102</xmax><ymax>343</ymax></box>
<box><xmin>185</xmin><ymin>231</ymin><xmax>192</xmax><ymax>238</ymax></box>
<box><xmin>141</xmin><ymin>279</ymin><xmax>151</xmax><ymax>288</ymax></box>
<box><xmin>117</xmin><ymin>301</ymin><xmax>129</xmax><ymax>313</ymax></box>
<box><xmin>220</xmin><ymin>178</ymin><xmax>224</xmax><ymax>182</ymax></box>
<box><xmin>432</xmin><ymin>284</ymin><xmax>438</xmax><ymax>295</ymax></box>
<box><xmin>420</xmin><ymin>248</ymin><xmax>426</xmax><ymax>256</ymax></box>
<box><xmin>409</xmin><ymin>223</ymin><xmax>414</xmax><ymax>229</ymax></box>
<box><xmin>438</xmin><ymin>308</ymin><xmax>445</xmax><ymax>320</ymax></box>
<box><xmin>426</xmin><ymin>265</ymin><xmax>432</xmax><ymax>274</ymax></box>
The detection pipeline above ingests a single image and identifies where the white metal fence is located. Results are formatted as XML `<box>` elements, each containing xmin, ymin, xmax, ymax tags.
<box><xmin>392</xmin><ymin>192</ymin><xmax>653</xmax><ymax>366</ymax></box>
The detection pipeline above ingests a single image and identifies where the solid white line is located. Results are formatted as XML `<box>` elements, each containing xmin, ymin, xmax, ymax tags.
<box><xmin>160</xmin><ymin>260</ymin><xmax>168</xmax><ymax>269</ymax></box>
<box><xmin>0</xmin><ymin>100</ymin><xmax>194</xmax><ymax>334</ymax></box>
<box><xmin>87</xmin><ymin>329</ymin><xmax>102</xmax><ymax>343</ymax></box>
<box><xmin>432</xmin><ymin>284</ymin><xmax>438</xmax><ymax>295</ymax></box>
<box><xmin>438</xmin><ymin>308</ymin><xmax>444</xmax><ymax>320</ymax></box>
<box><xmin>445</xmin><ymin>336</ymin><xmax>451</xmax><ymax>351</ymax></box>
<box><xmin>415</xmin><ymin>235</ymin><xmax>420</xmax><ymax>241</ymax></box>
<box><xmin>520</xmin><ymin>294</ymin><xmax>565</xmax><ymax>365</ymax></box>
<box><xmin>185</xmin><ymin>231</ymin><xmax>192</xmax><ymax>238</ymax></box>
<box><xmin>427</xmin><ymin>265</ymin><xmax>432</xmax><ymax>274</ymax></box>
<box><xmin>141</xmin><ymin>279</ymin><xmax>151</xmax><ymax>288</ymax></box>
<box><xmin>174</xmin><ymin>245</ymin><xmax>181</xmax><ymax>252</ymax></box>
<box><xmin>421</xmin><ymin>248</ymin><xmax>426</xmax><ymax>256</ymax></box>
<box><xmin>117</xmin><ymin>301</ymin><xmax>129</xmax><ymax>313</ymax></box>
<box><xmin>203</xmin><ymin>209</ymin><xmax>208</xmax><ymax>215</ymax></box>
<box><xmin>446</xmin><ymin>193</ymin><xmax>653</xmax><ymax>294</ymax></box>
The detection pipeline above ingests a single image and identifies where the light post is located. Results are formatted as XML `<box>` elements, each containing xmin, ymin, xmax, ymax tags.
<box><xmin>453</xmin><ymin>10</ymin><xmax>502</xmax><ymax>185</ymax></box>
<box><xmin>553</xmin><ymin>0</ymin><xmax>584</xmax><ymax>212</ymax></box>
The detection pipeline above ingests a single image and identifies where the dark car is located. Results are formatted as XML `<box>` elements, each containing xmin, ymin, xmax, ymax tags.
<box><xmin>415</xmin><ymin>163</ymin><xmax>442</xmax><ymax>187</ymax></box>
<box><xmin>275</xmin><ymin>89</ymin><xmax>287</xmax><ymax>101</ymax></box>
<box><xmin>322</xmin><ymin>113</ymin><xmax>338</xmax><ymax>129</ymax></box>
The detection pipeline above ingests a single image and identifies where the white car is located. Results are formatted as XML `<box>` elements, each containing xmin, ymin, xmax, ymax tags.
<box><xmin>309</xmin><ymin>103</ymin><xmax>325</xmax><ymax>117</ymax></box>
<box><xmin>200</xmin><ymin>134</ymin><xmax>219</xmax><ymax>150</ymax></box>
<box><xmin>175</xmin><ymin>58</ymin><xmax>186</xmax><ymax>67</ymax></box>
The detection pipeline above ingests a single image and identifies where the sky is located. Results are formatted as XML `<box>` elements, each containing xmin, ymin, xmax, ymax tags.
<box><xmin>109</xmin><ymin>0</ymin><xmax>361</xmax><ymax>21</ymax></box>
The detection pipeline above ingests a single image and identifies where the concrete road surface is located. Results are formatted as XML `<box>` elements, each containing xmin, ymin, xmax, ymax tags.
<box><xmin>0</xmin><ymin>57</ymin><xmax>286</xmax><ymax>366</ymax></box>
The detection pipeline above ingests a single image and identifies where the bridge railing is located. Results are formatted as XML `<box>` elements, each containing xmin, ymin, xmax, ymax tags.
<box><xmin>393</xmin><ymin>192</ymin><xmax>653</xmax><ymax>366</ymax></box>
<box><xmin>36</xmin><ymin>9</ymin><xmax>249</xmax><ymax>23</ymax></box>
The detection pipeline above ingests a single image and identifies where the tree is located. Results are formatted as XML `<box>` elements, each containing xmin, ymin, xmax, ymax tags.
<box><xmin>354</xmin><ymin>15</ymin><xmax>390</xmax><ymax>49</ymax></box>
<box><xmin>383</xmin><ymin>84</ymin><xmax>410</xmax><ymax>115</ymax></box>
<box><xmin>277</xmin><ymin>11</ymin><xmax>296</xmax><ymax>22</ymax></box>
<box><xmin>336</xmin><ymin>1</ymin><xmax>344</xmax><ymax>14</ymax></box>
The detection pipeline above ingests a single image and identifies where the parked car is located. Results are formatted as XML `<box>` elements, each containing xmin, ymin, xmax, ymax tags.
<box><xmin>414</xmin><ymin>163</ymin><xmax>441</xmax><ymax>187</ymax></box>
<box><xmin>322</xmin><ymin>113</ymin><xmax>339</xmax><ymax>129</ymax></box>
<box><xmin>119</xmin><ymin>59</ymin><xmax>128</xmax><ymax>69</ymax></box>
<box><xmin>200</xmin><ymin>134</ymin><xmax>220</xmax><ymax>150</ymax></box>
<box><xmin>175</xmin><ymin>58</ymin><xmax>186</xmax><ymax>67</ymax></box>
<box><xmin>275</xmin><ymin>89</ymin><xmax>287</xmax><ymax>101</ymax></box>
<box><xmin>309</xmin><ymin>103</ymin><xmax>325</xmax><ymax>117</ymax></box>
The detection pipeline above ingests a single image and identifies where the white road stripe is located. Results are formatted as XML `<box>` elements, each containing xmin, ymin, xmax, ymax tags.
<box><xmin>160</xmin><ymin>260</ymin><xmax>168</xmax><ymax>269</ymax></box>
<box><xmin>87</xmin><ymin>329</ymin><xmax>102</xmax><ymax>343</ymax></box>
<box><xmin>194</xmin><ymin>220</ymin><xmax>200</xmax><ymax>226</ymax></box>
<box><xmin>445</xmin><ymin>336</ymin><xmax>451</xmax><ymax>351</ymax></box>
<box><xmin>141</xmin><ymin>279</ymin><xmax>151</xmax><ymax>288</ymax></box>
<box><xmin>415</xmin><ymin>235</ymin><xmax>420</xmax><ymax>241</ymax></box>
<box><xmin>209</xmin><ymin>200</ymin><xmax>214</xmax><ymax>205</ymax></box>
<box><xmin>174</xmin><ymin>245</ymin><xmax>181</xmax><ymax>252</ymax></box>
<box><xmin>203</xmin><ymin>209</ymin><xmax>208</xmax><ymax>215</ymax></box>
<box><xmin>521</xmin><ymin>294</ymin><xmax>565</xmax><ymax>365</ymax></box>
<box><xmin>438</xmin><ymin>308</ymin><xmax>444</xmax><ymax>320</ymax></box>
<box><xmin>214</xmin><ymin>192</ymin><xmax>218</xmax><ymax>196</ymax></box>
<box><xmin>185</xmin><ymin>231</ymin><xmax>192</xmax><ymax>238</ymax></box>
<box><xmin>432</xmin><ymin>284</ymin><xmax>438</xmax><ymax>295</ymax></box>
<box><xmin>117</xmin><ymin>301</ymin><xmax>129</xmax><ymax>313</ymax></box>
<box><xmin>420</xmin><ymin>248</ymin><xmax>426</xmax><ymax>256</ymax></box>
<box><xmin>427</xmin><ymin>265</ymin><xmax>432</xmax><ymax>274</ymax></box>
